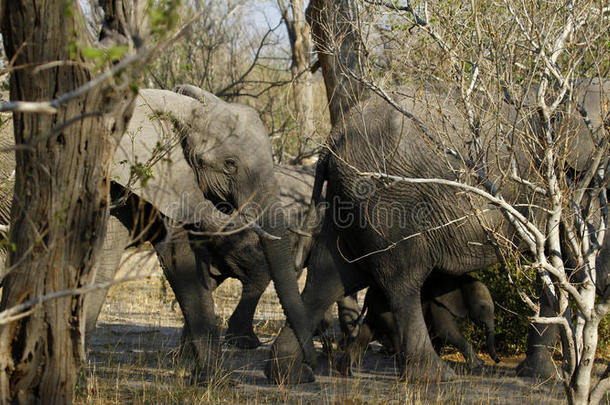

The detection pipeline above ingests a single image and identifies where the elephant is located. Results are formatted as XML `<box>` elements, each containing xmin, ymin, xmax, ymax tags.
<box><xmin>338</xmin><ymin>273</ymin><xmax>500</xmax><ymax>376</ymax></box>
<box><xmin>201</xmin><ymin>164</ymin><xmax>316</xmax><ymax>349</ymax></box>
<box><xmin>0</xmin><ymin>86</ymin><xmax>316</xmax><ymax>379</ymax></box>
<box><xmin>98</xmin><ymin>163</ymin><xmax>317</xmax><ymax>353</ymax></box>
<box><xmin>265</xmin><ymin>78</ymin><xmax>609</xmax><ymax>384</ymax></box>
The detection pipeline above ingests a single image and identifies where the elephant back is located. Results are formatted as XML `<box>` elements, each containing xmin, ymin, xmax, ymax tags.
<box><xmin>325</xmin><ymin>87</ymin><xmax>505</xmax><ymax>271</ymax></box>
<box><xmin>275</xmin><ymin>164</ymin><xmax>315</xmax><ymax>230</ymax></box>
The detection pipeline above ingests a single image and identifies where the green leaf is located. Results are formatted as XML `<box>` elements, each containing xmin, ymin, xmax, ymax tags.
<box><xmin>130</xmin><ymin>162</ymin><xmax>155</xmax><ymax>187</ymax></box>
<box><xmin>107</xmin><ymin>45</ymin><xmax>129</xmax><ymax>62</ymax></box>
<box><xmin>81</xmin><ymin>47</ymin><xmax>105</xmax><ymax>60</ymax></box>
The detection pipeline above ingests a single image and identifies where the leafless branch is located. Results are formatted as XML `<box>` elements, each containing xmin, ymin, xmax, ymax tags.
<box><xmin>361</xmin><ymin>0</ymin><xmax>426</xmax><ymax>25</ymax></box>
<box><xmin>0</xmin><ymin>274</ymin><xmax>148</xmax><ymax>326</ymax></box>
<box><xmin>216</xmin><ymin>21</ymin><xmax>284</xmax><ymax>98</ymax></box>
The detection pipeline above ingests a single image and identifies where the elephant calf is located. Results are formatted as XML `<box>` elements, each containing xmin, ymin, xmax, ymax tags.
<box><xmin>338</xmin><ymin>273</ymin><xmax>500</xmax><ymax>376</ymax></box>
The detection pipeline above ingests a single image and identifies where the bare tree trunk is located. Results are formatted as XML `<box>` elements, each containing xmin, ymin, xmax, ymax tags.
<box><xmin>305</xmin><ymin>0</ymin><xmax>367</xmax><ymax>125</ymax></box>
<box><xmin>279</xmin><ymin>0</ymin><xmax>315</xmax><ymax>159</ymax></box>
<box><xmin>569</xmin><ymin>315</ymin><xmax>601</xmax><ymax>405</ymax></box>
<box><xmin>0</xmin><ymin>0</ymin><xmax>139</xmax><ymax>402</ymax></box>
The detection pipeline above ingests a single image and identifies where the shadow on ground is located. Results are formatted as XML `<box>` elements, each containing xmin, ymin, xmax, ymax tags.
<box><xmin>80</xmin><ymin>261</ymin><xmax>576</xmax><ymax>404</ymax></box>
<box><xmin>86</xmin><ymin>319</ymin><xmax>570</xmax><ymax>404</ymax></box>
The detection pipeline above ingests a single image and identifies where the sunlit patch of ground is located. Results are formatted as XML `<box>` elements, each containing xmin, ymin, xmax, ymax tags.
<box><xmin>77</xmin><ymin>247</ymin><xmax>595</xmax><ymax>404</ymax></box>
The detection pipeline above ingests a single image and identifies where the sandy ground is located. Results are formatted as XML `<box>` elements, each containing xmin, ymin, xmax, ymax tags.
<box><xmin>80</xmin><ymin>247</ymin><xmax>606</xmax><ymax>404</ymax></box>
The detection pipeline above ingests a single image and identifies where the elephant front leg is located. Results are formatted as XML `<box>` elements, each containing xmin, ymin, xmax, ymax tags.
<box><xmin>225</xmin><ymin>276</ymin><xmax>268</xmax><ymax>349</ymax></box>
<box><xmin>155</xmin><ymin>234</ymin><xmax>221</xmax><ymax>383</ymax></box>
<box><xmin>427</xmin><ymin>303</ymin><xmax>483</xmax><ymax>370</ymax></box>
<box><xmin>83</xmin><ymin>214</ymin><xmax>132</xmax><ymax>344</ymax></box>
<box><xmin>265</xmin><ymin>276</ymin><xmax>345</xmax><ymax>384</ymax></box>
<box><xmin>265</xmin><ymin>234</ymin><xmax>356</xmax><ymax>384</ymax></box>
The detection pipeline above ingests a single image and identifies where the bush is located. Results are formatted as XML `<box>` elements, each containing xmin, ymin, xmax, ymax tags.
<box><xmin>459</xmin><ymin>265</ymin><xmax>610</xmax><ymax>358</ymax></box>
<box><xmin>459</xmin><ymin>264</ymin><xmax>535</xmax><ymax>356</ymax></box>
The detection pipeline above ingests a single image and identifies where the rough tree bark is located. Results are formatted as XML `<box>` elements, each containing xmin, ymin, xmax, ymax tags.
<box><xmin>305</xmin><ymin>0</ymin><xmax>367</xmax><ymax>125</ymax></box>
<box><xmin>278</xmin><ymin>0</ymin><xmax>315</xmax><ymax>159</ymax></box>
<box><xmin>0</xmin><ymin>0</ymin><xmax>141</xmax><ymax>402</ymax></box>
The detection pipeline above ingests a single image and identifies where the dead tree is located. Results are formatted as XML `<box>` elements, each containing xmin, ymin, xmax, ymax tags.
<box><xmin>278</xmin><ymin>0</ymin><xmax>315</xmax><ymax>159</ymax></box>
<box><xmin>306</xmin><ymin>0</ymin><xmax>368</xmax><ymax>125</ymax></box>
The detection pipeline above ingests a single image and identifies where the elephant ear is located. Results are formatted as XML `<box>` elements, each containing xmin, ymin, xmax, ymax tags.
<box><xmin>112</xmin><ymin>89</ymin><xmax>212</xmax><ymax>224</ymax></box>
<box><xmin>431</xmin><ymin>289</ymin><xmax>468</xmax><ymax>319</ymax></box>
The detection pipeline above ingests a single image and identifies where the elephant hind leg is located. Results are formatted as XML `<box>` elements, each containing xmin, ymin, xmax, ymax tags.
<box><xmin>155</xmin><ymin>232</ymin><xmax>221</xmax><ymax>382</ymax></box>
<box><xmin>516</xmin><ymin>275</ymin><xmax>558</xmax><ymax>379</ymax></box>
<box><xmin>225</xmin><ymin>275</ymin><xmax>268</xmax><ymax>349</ymax></box>
<box><xmin>379</xmin><ymin>268</ymin><xmax>456</xmax><ymax>382</ymax></box>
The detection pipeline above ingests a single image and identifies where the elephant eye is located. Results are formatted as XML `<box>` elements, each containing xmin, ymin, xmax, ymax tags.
<box><xmin>223</xmin><ymin>158</ymin><xmax>238</xmax><ymax>174</ymax></box>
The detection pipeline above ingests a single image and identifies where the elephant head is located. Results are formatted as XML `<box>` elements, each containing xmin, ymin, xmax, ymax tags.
<box><xmin>460</xmin><ymin>278</ymin><xmax>500</xmax><ymax>364</ymax></box>
<box><xmin>111</xmin><ymin>88</ymin><xmax>316</xmax><ymax>367</ymax></box>
<box><xmin>431</xmin><ymin>275</ymin><xmax>500</xmax><ymax>364</ymax></box>
<box><xmin>172</xmin><ymin>84</ymin><xmax>276</xmax><ymax>215</ymax></box>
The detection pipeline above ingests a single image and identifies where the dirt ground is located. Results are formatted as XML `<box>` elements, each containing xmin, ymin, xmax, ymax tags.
<box><xmin>78</xmin><ymin>247</ymin><xmax>607</xmax><ymax>404</ymax></box>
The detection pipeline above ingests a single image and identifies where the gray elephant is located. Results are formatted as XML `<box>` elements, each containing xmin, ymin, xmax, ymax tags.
<box><xmin>85</xmin><ymin>164</ymin><xmax>315</xmax><ymax>351</ymax></box>
<box><xmin>1</xmin><ymin>87</ymin><xmax>316</xmax><ymax>378</ymax></box>
<box><xmin>265</xmin><ymin>78</ymin><xmax>609</xmax><ymax>384</ymax></box>
<box><xmin>338</xmin><ymin>274</ymin><xmax>500</xmax><ymax>376</ymax></box>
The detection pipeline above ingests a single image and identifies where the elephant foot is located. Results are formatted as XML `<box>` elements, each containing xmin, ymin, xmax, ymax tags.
<box><xmin>465</xmin><ymin>355</ymin><xmax>484</xmax><ymax>371</ymax></box>
<box><xmin>516</xmin><ymin>350</ymin><xmax>557</xmax><ymax>380</ymax></box>
<box><xmin>336</xmin><ymin>354</ymin><xmax>354</xmax><ymax>377</ymax></box>
<box><xmin>264</xmin><ymin>357</ymin><xmax>315</xmax><ymax>385</ymax></box>
<box><xmin>224</xmin><ymin>332</ymin><xmax>262</xmax><ymax>349</ymax></box>
<box><xmin>399</xmin><ymin>356</ymin><xmax>456</xmax><ymax>383</ymax></box>
<box><xmin>188</xmin><ymin>365</ymin><xmax>237</xmax><ymax>387</ymax></box>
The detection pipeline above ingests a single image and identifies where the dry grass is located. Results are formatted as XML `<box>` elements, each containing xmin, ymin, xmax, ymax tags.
<box><xmin>76</xmin><ymin>247</ymin><xmax>592</xmax><ymax>404</ymax></box>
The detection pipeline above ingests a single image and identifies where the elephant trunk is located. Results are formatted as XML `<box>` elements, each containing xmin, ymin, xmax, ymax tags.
<box><xmin>486</xmin><ymin>328</ymin><xmax>500</xmax><ymax>364</ymax></box>
<box><xmin>257</xmin><ymin>194</ymin><xmax>317</xmax><ymax>368</ymax></box>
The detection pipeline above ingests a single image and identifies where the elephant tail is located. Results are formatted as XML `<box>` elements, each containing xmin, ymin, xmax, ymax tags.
<box><xmin>294</xmin><ymin>148</ymin><xmax>330</xmax><ymax>269</ymax></box>
<box><xmin>311</xmin><ymin>147</ymin><xmax>329</xmax><ymax>206</ymax></box>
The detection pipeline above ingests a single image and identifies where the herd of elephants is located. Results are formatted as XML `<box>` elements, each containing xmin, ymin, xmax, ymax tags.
<box><xmin>0</xmin><ymin>78</ymin><xmax>608</xmax><ymax>386</ymax></box>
